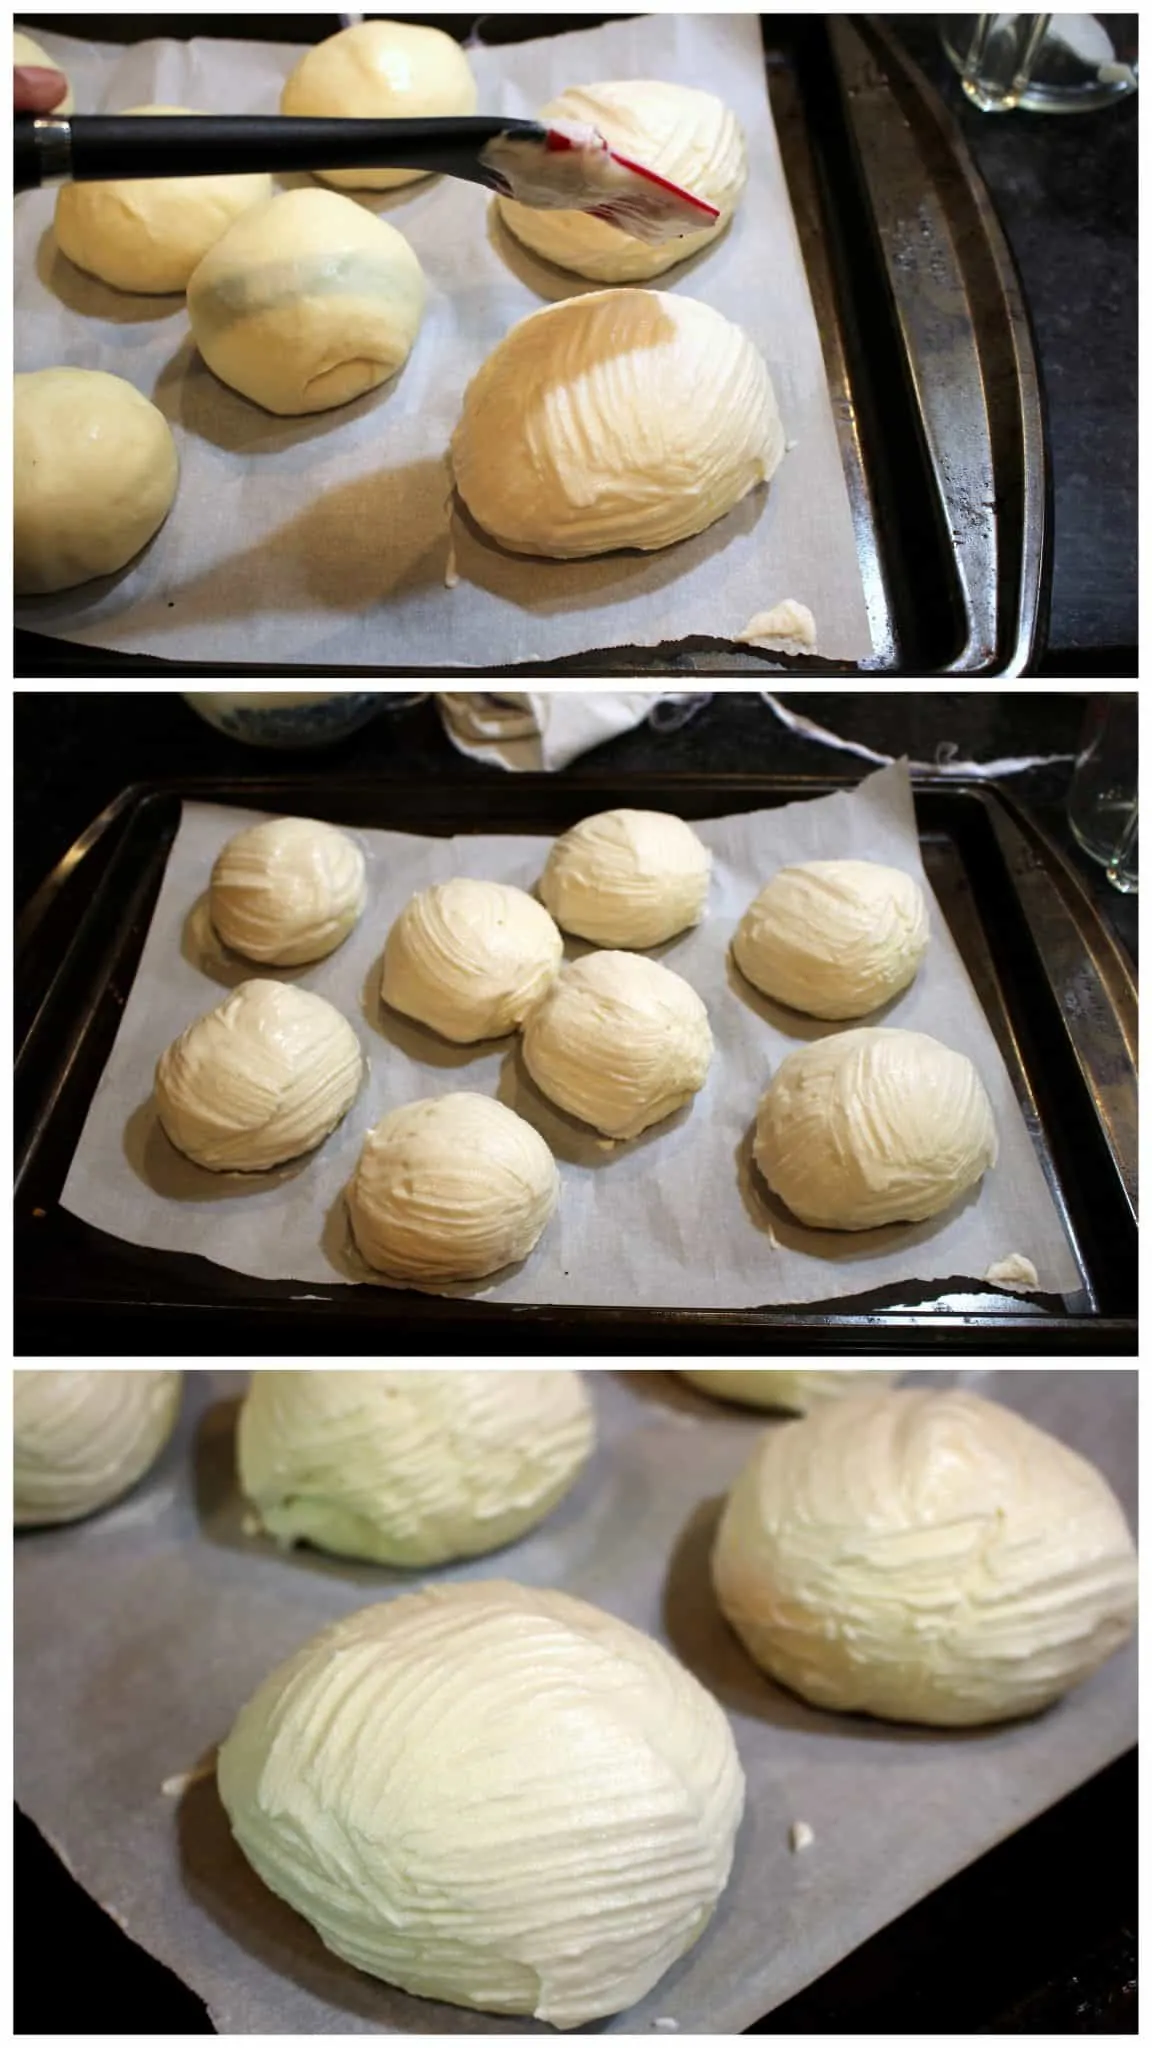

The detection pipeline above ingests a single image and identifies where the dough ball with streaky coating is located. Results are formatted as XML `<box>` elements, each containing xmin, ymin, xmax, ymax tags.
<box><xmin>14</xmin><ymin>1369</ymin><xmax>182</xmax><ymax>1524</ymax></box>
<box><xmin>347</xmin><ymin>1093</ymin><xmax>559</xmax><ymax>1284</ymax></box>
<box><xmin>523</xmin><ymin>950</ymin><xmax>712</xmax><ymax>1140</ymax></box>
<box><xmin>15</xmin><ymin>368</ymin><xmax>177</xmax><ymax>596</ymax></box>
<box><xmin>733</xmin><ymin>860</ymin><xmax>930</xmax><ymax>1020</ymax></box>
<box><xmin>280</xmin><ymin>19</ymin><xmax>477</xmax><ymax>190</ymax></box>
<box><xmin>712</xmin><ymin>1388</ymin><xmax>1138</xmax><ymax>1726</ymax></box>
<box><xmin>540</xmin><ymin>809</ymin><xmax>711</xmax><ymax>948</ymax></box>
<box><xmin>210</xmin><ymin>816</ymin><xmax>366</xmax><ymax>966</ymax></box>
<box><xmin>382</xmin><ymin>879</ymin><xmax>563</xmax><ymax>1043</ymax></box>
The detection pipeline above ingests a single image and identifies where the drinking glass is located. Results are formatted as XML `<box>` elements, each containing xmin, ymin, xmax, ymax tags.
<box><xmin>1066</xmin><ymin>695</ymin><xmax>1138</xmax><ymax>894</ymax></box>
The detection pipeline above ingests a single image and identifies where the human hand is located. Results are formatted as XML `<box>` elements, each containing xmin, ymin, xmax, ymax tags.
<box><xmin>15</xmin><ymin>64</ymin><xmax>69</xmax><ymax>114</ymax></box>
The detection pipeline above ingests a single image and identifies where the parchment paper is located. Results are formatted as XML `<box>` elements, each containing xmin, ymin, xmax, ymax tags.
<box><xmin>59</xmin><ymin>763</ymin><xmax>1083</xmax><ymax>1308</ymax></box>
<box><xmin>13</xmin><ymin>1367</ymin><xmax>1138</xmax><ymax>2036</ymax></box>
<box><xmin>13</xmin><ymin>16</ymin><xmax>874</xmax><ymax>666</ymax></box>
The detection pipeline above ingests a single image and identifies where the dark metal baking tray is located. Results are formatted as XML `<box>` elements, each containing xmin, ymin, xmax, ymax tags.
<box><xmin>15</xmin><ymin>773</ymin><xmax>1137</xmax><ymax>1354</ymax></box>
<box><xmin>14</xmin><ymin>12</ymin><xmax>1047</xmax><ymax>679</ymax></box>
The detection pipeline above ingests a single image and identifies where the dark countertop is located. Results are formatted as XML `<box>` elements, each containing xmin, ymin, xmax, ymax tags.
<box><xmin>14</xmin><ymin>14</ymin><xmax>1136</xmax><ymax>674</ymax></box>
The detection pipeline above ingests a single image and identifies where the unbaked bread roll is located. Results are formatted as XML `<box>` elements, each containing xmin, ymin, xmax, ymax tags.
<box><xmin>451</xmin><ymin>289</ymin><xmax>785</xmax><ymax>558</ymax></box>
<box><xmin>522</xmin><ymin>951</ymin><xmax>712</xmax><ymax>1140</ymax></box>
<box><xmin>754</xmin><ymin>1027</ymin><xmax>998</xmax><ymax>1230</ymax></box>
<box><xmin>217</xmin><ymin>1581</ymin><xmax>744</xmax><ymax>2026</ymax></box>
<box><xmin>498</xmin><ymin>80</ymin><xmax>746</xmax><ymax>282</ymax></box>
<box><xmin>382</xmin><ymin>880</ymin><xmax>562</xmax><ymax>1043</ymax></box>
<box><xmin>238</xmin><ymin>1369</ymin><xmax>593</xmax><ymax>1565</ymax></box>
<box><xmin>13</xmin><ymin>30</ymin><xmax>73</xmax><ymax>112</ymax></box>
<box><xmin>14</xmin><ymin>368</ymin><xmax>178</xmax><ymax>596</ymax></box>
<box><xmin>210</xmin><ymin>817</ymin><xmax>366</xmax><ymax>966</ymax></box>
<box><xmin>712</xmin><ymin>1388</ymin><xmax>1138</xmax><ymax>1726</ymax></box>
<box><xmin>155</xmin><ymin>979</ymin><xmax>363</xmax><ymax>1172</ymax></box>
<box><xmin>280</xmin><ymin>19</ymin><xmax>477</xmax><ymax>189</ymax></box>
<box><xmin>734</xmin><ymin>861</ymin><xmax>930</xmax><ymax>1019</ymax></box>
<box><xmin>54</xmin><ymin>108</ymin><xmax>272</xmax><ymax>293</ymax></box>
<box><xmin>347</xmin><ymin>1094</ymin><xmax>559</xmax><ymax>1284</ymax></box>
<box><xmin>678</xmin><ymin>1369</ymin><xmax>897</xmax><ymax>1412</ymax></box>
<box><xmin>186</xmin><ymin>187</ymin><xmax>426</xmax><ymax>415</ymax></box>
<box><xmin>540</xmin><ymin>809</ymin><xmax>711</xmax><ymax>948</ymax></box>
<box><xmin>14</xmin><ymin>1369</ymin><xmax>181</xmax><ymax>1525</ymax></box>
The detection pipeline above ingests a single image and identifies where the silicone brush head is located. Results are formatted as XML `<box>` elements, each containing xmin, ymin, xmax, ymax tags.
<box><xmin>480</xmin><ymin>118</ymin><xmax>722</xmax><ymax>244</ymax></box>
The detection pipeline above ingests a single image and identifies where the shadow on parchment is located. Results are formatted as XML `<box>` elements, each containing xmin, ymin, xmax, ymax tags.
<box><xmin>122</xmin><ymin>1099</ymin><xmax>317</xmax><ymax>1203</ymax></box>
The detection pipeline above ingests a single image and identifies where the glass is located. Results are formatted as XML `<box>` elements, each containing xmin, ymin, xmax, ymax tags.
<box><xmin>1066</xmin><ymin>695</ymin><xmax>1138</xmax><ymax>894</ymax></box>
<box><xmin>941</xmin><ymin>14</ymin><xmax>1138</xmax><ymax>113</ymax></box>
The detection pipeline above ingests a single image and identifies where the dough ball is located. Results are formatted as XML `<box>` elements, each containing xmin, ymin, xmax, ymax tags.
<box><xmin>712</xmin><ymin>1388</ymin><xmax>1138</xmax><ymax>1726</ymax></box>
<box><xmin>14</xmin><ymin>368</ymin><xmax>177</xmax><ymax>596</ymax></box>
<box><xmin>186</xmin><ymin>187</ymin><xmax>426</xmax><ymax>415</ymax></box>
<box><xmin>13</xmin><ymin>31</ymin><xmax>74</xmax><ymax>112</ymax></box>
<box><xmin>238</xmin><ymin>1368</ymin><xmax>594</xmax><ymax>1565</ymax></box>
<box><xmin>54</xmin><ymin>108</ymin><xmax>272</xmax><ymax>293</ymax></box>
<box><xmin>451</xmin><ymin>288</ymin><xmax>785</xmax><ymax>558</ymax></box>
<box><xmin>499</xmin><ymin>80</ymin><xmax>746</xmax><ymax>283</ymax></box>
<box><xmin>280</xmin><ymin>19</ymin><xmax>477</xmax><ymax>190</ymax></box>
<box><xmin>734</xmin><ymin>861</ymin><xmax>930</xmax><ymax>1019</ymax></box>
<box><xmin>678</xmin><ymin>1369</ymin><xmax>897</xmax><ymax>1413</ymax></box>
<box><xmin>540</xmin><ymin>809</ymin><xmax>711</xmax><ymax>948</ymax></box>
<box><xmin>210</xmin><ymin>816</ymin><xmax>366</xmax><ymax>966</ymax></box>
<box><xmin>753</xmin><ymin>1027</ymin><xmax>998</xmax><ymax>1230</ymax></box>
<box><xmin>14</xmin><ymin>1370</ymin><xmax>181</xmax><ymax>1525</ymax></box>
<box><xmin>155</xmin><ymin>979</ymin><xmax>363</xmax><ymax>1172</ymax></box>
<box><xmin>382</xmin><ymin>879</ymin><xmax>562</xmax><ymax>1043</ymax></box>
<box><xmin>347</xmin><ymin>1093</ymin><xmax>559</xmax><ymax>1284</ymax></box>
<box><xmin>522</xmin><ymin>951</ymin><xmax>713</xmax><ymax>1140</ymax></box>
<box><xmin>217</xmin><ymin>1581</ymin><xmax>744</xmax><ymax>2025</ymax></box>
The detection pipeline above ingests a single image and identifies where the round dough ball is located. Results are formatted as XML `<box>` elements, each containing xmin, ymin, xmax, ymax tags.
<box><xmin>522</xmin><ymin>951</ymin><xmax>713</xmax><ymax>1140</ymax></box>
<box><xmin>753</xmin><ymin>1027</ymin><xmax>998</xmax><ymax>1230</ymax></box>
<box><xmin>14</xmin><ymin>1369</ymin><xmax>181</xmax><ymax>1525</ymax></box>
<box><xmin>155</xmin><ymin>979</ymin><xmax>363</xmax><ymax>1172</ymax></box>
<box><xmin>217</xmin><ymin>1580</ymin><xmax>744</xmax><ymax>2025</ymax></box>
<box><xmin>238</xmin><ymin>1369</ymin><xmax>594</xmax><ymax>1565</ymax></box>
<box><xmin>540</xmin><ymin>809</ymin><xmax>711</xmax><ymax>949</ymax></box>
<box><xmin>678</xmin><ymin>1369</ymin><xmax>897</xmax><ymax>1413</ymax></box>
<box><xmin>280</xmin><ymin>19</ymin><xmax>477</xmax><ymax>190</ymax></box>
<box><xmin>347</xmin><ymin>1094</ymin><xmax>559</xmax><ymax>1284</ymax></box>
<box><xmin>14</xmin><ymin>368</ymin><xmax>177</xmax><ymax>596</ymax></box>
<box><xmin>734</xmin><ymin>861</ymin><xmax>930</xmax><ymax>1020</ymax></box>
<box><xmin>14</xmin><ymin>31</ymin><xmax>74</xmax><ymax>113</ymax></box>
<box><xmin>186</xmin><ymin>187</ymin><xmax>426</xmax><ymax>415</ymax></box>
<box><xmin>712</xmin><ymin>1388</ymin><xmax>1138</xmax><ymax>1726</ymax></box>
<box><xmin>451</xmin><ymin>288</ymin><xmax>785</xmax><ymax>558</ymax></box>
<box><xmin>499</xmin><ymin>80</ymin><xmax>746</xmax><ymax>283</ymax></box>
<box><xmin>382</xmin><ymin>880</ymin><xmax>563</xmax><ymax>1043</ymax></box>
<box><xmin>210</xmin><ymin>816</ymin><xmax>366</xmax><ymax>966</ymax></box>
<box><xmin>54</xmin><ymin>108</ymin><xmax>272</xmax><ymax>293</ymax></box>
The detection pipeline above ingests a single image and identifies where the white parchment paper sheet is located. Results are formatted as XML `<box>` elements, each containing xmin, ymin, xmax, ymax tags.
<box><xmin>59</xmin><ymin>764</ymin><xmax>1082</xmax><ymax>1307</ymax></box>
<box><xmin>13</xmin><ymin>1367</ymin><xmax>1138</xmax><ymax>2036</ymax></box>
<box><xmin>14</xmin><ymin>16</ymin><xmax>873</xmax><ymax>665</ymax></box>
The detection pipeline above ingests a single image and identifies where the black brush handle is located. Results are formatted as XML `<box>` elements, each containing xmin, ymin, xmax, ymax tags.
<box><xmin>14</xmin><ymin>114</ymin><xmax>546</xmax><ymax>193</ymax></box>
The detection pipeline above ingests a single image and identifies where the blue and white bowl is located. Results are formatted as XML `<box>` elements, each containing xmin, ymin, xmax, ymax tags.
<box><xmin>182</xmin><ymin>692</ymin><xmax>397</xmax><ymax>749</ymax></box>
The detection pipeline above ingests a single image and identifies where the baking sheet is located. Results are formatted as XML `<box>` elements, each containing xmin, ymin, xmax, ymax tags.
<box><xmin>13</xmin><ymin>15</ymin><xmax>873</xmax><ymax>666</ymax></box>
<box><xmin>12</xmin><ymin>1366</ymin><xmax>1138</xmax><ymax>2036</ymax></box>
<box><xmin>58</xmin><ymin>763</ymin><xmax>1083</xmax><ymax>1307</ymax></box>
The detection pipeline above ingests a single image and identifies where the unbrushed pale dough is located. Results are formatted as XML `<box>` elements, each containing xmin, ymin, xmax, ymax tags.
<box><xmin>210</xmin><ymin>816</ymin><xmax>366</xmax><ymax>966</ymax></box>
<box><xmin>217</xmin><ymin>1581</ymin><xmax>745</xmax><ymax>2026</ymax></box>
<box><xmin>451</xmin><ymin>288</ymin><xmax>785</xmax><ymax>558</ymax></box>
<box><xmin>539</xmin><ymin>809</ymin><xmax>711</xmax><ymax>948</ymax></box>
<box><xmin>734</xmin><ymin>860</ymin><xmax>930</xmax><ymax>1019</ymax></box>
<box><xmin>382</xmin><ymin>879</ymin><xmax>563</xmax><ymax>1042</ymax></box>
<box><xmin>498</xmin><ymin>79</ymin><xmax>746</xmax><ymax>282</ymax></box>
<box><xmin>678</xmin><ymin>1369</ymin><xmax>897</xmax><ymax>1412</ymax></box>
<box><xmin>155</xmin><ymin>979</ymin><xmax>363</xmax><ymax>1172</ymax></box>
<box><xmin>238</xmin><ymin>1368</ymin><xmax>594</xmax><ymax>1565</ymax></box>
<box><xmin>54</xmin><ymin>108</ymin><xmax>272</xmax><ymax>293</ymax></box>
<box><xmin>13</xmin><ymin>30</ymin><xmax>74</xmax><ymax>112</ymax></box>
<box><xmin>186</xmin><ymin>187</ymin><xmax>426</xmax><ymax>415</ymax></box>
<box><xmin>522</xmin><ymin>950</ymin><xmax>713</xmax><ymax>1140</ymax></box>
<box><xmin>14</xmin><ymin>1369</ymin><xmax>182</xmax><ymax>1524</ymax></box>
<box><xmin>754</xmin><ymin>1027</ymin><xmax>998</xmax><ymax>1230</ymax></box>
<box><xmin>347</xmin><ymin>1093</ymin><xmax>559</xmax><ymax>1284</ymax></box>
<box><xmin>281</xmin><ymin>19</ymin><xmax>477</xmax><ymax>189</ymax></box>
<box><xmin>712</xmin><ymin>1388</ymin><xmax>1138</xmax><ymax>1726</ymax></box>
<box><xmin>14</xmin><ymin>368</ymin><xmax>178</xmax><ymax>596</ymax></box>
